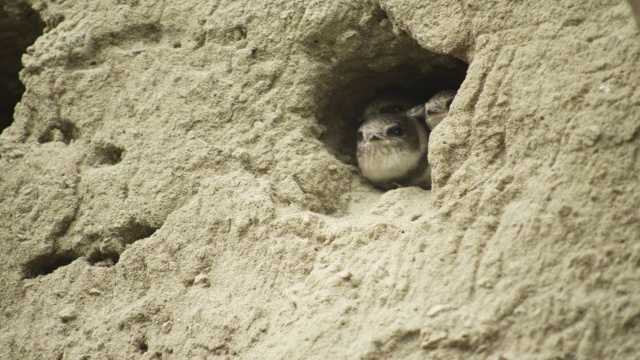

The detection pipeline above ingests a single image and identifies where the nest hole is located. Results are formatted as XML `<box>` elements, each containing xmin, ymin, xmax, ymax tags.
<box><xmin>312</xmin><ymin>10</ymin><xmax>468</xmax><ymax>166</ymax></box>
<box><xmin>0</xmin><ymin>2</ymin><xmax>45</xmax><ymax>133</ymax></box>
<box><xmin>318</xmin><ymin>63</ymin><xmax>467</xmax><ymax>165</ymax></box>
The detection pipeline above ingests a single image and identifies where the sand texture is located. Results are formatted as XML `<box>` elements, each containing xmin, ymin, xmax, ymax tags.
<box><xmin>1</xmin><ymin>0</ymin><xmax>639</xmax><ymax>359</ymax></box>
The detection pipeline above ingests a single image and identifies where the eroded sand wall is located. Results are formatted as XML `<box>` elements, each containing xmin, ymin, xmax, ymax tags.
<box><xmin>1</xmin><ymin>0</ymin><xmax>639</xmax><ymax>358</ymax></box>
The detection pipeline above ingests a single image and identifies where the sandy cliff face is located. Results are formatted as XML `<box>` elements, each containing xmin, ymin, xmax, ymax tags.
<box><xmin>1</xmin><ymin>0</ymin><xmax>639</xmax><ymax>358</ymax></box>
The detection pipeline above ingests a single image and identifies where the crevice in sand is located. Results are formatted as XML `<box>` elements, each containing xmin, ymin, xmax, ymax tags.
<box><xmin>0</xmin><ymin>1</ymin><xmax>45</xmax><ymax>132</ymax></box>
<box><xmin>21</xmin><ymin>251</ymin><xmax>80</xmax><ymax>279</ymax></box>
<box><xmin>116</xmin><ymin>219</ymin><xmax>159</xmax><ymax>245</ymax></box>
<box><xmin>21</xmin><ymin>219</ymin><xmax>160</xmax><ymax>277</ymax></box>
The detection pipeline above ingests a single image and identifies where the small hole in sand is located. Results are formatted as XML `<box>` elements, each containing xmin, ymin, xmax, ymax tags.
<box><xmin>90</xmin><ymin>142</ymin><xmax>124</xmax><ymax>166</ymax></box>
<box><xmin>136</xmin><ymin>338</ymin><xmax>149</xmax><ymax>353</ymax></box>
<box><xmin>87</xmin><ymin>251</ymin><xmax>120</xmax><ymax>267</ymax></box>
<box><xmin>117</xmin><ymin>220</ymin><xmax>158</xmax><ymax>245</ymax></box>
<box><xmin>37</xmin><ymin>119</ymin><xmax>78</xmax><ymax>144</ymax></box>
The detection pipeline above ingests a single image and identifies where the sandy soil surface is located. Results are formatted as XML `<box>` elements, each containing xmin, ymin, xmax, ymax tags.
<box><xmin>1</xmin><ymin>0</ymin><xmax>639</xmax><ymax>358</ymax></box>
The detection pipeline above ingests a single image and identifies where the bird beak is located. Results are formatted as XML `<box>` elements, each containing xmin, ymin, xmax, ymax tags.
<box><xmin>367</xmin><ymin>132</ymin><xmax>383</xmax><ymax>141</ymax></box>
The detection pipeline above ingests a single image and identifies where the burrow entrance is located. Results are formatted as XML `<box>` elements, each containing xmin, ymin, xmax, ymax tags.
<box><xmin>311</xmin><ymin>7</ymin><xmax>468</xmax><ymax>165</ymax></box>
<box><xmin>0</xmin><ymin>2</ymin><xmax>45</xmax><ymax>132</ymax></box>
<box><xmin>21</xmin><ymin>219</ymin><xmax>159</xmax><ymax>279</ymax></box>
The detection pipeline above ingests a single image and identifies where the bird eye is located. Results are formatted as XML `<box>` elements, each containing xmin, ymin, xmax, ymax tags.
<box><xmin>357</xmin><ymin>131</ymin><xmax>364</xmax><ymax>142</ymax></box>
<box><xmin>387</xmin><ymin>126</ymin><xmax>404</xmax><ymax>137</ymax></box>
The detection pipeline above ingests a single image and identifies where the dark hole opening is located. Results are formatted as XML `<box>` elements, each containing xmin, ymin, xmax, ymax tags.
<box><xmin>317</xmin><ymin>62</ymin><xmax>467</xmax><ymax>163</ymax></box>
<box><xmin>37</xmin><ymin>119</ymin><xmax>78</xmax><ymax>144</ymax></box>
<box><xmin>0</xmin><ymin>2</ymin><xmax>45</xmax><ymax>133</ymax></box>
<box><xmin>100</xmin><ymin>145</ymin><xmax>123</xmax><ymax>165</ymax></box>
<box><xmin>117</xmin><ymin>221</ymin><xmax>158</xmax><ymax>245</ymax></box>
<box><xmin>307</xmin><ymin>5</ymin><xmax>469</xmax><ymax>191</ymax></box>
<box><xmin>22</xmin><ymin>251</ymin><xmax>79</xmax><ymax>279</ymax></box>
<box><xmin>91</xmin><ymin>142</ymin><xmax>125</xmax><ymax>166</ymax></box>
<box><xmin>137</xmin><ymin>338</ymin><xmax>149</xmax><ymax>353</ymax></box>
<box><xmin>87</xmin><ymin>250</ymin><xmax>120</xmax><ymax>267</ymax></box>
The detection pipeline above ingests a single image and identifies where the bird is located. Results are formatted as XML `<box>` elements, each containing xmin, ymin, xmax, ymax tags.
<box><xmin>356</xmin><ymin>90</ymin><xmax>456</xmax><ymax>190</ymax></box>
<box><xmin>423</xmin><ymin>90</ymin><xmax>456</xmax><ymax>130</ymax></box>
<box><xmin>356</xmin><ymin>104</ymin><xmax>431</xmax><ymax>190</ymax></box>
<box><xmin>361</xmin><ymin>93</ymin><xmax>420</xmax><ymax>121</ymax></box>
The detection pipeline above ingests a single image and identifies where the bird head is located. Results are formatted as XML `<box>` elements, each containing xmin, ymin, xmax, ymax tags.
<box><xmin>357</xmin><ymin>108</ymin><xmax>427</xmax><ymax>151</ymax></box>
<box><xmin>424</xmin><ymin>90</ymin><xmax>456</xmax><ymax>130</ymax></box>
